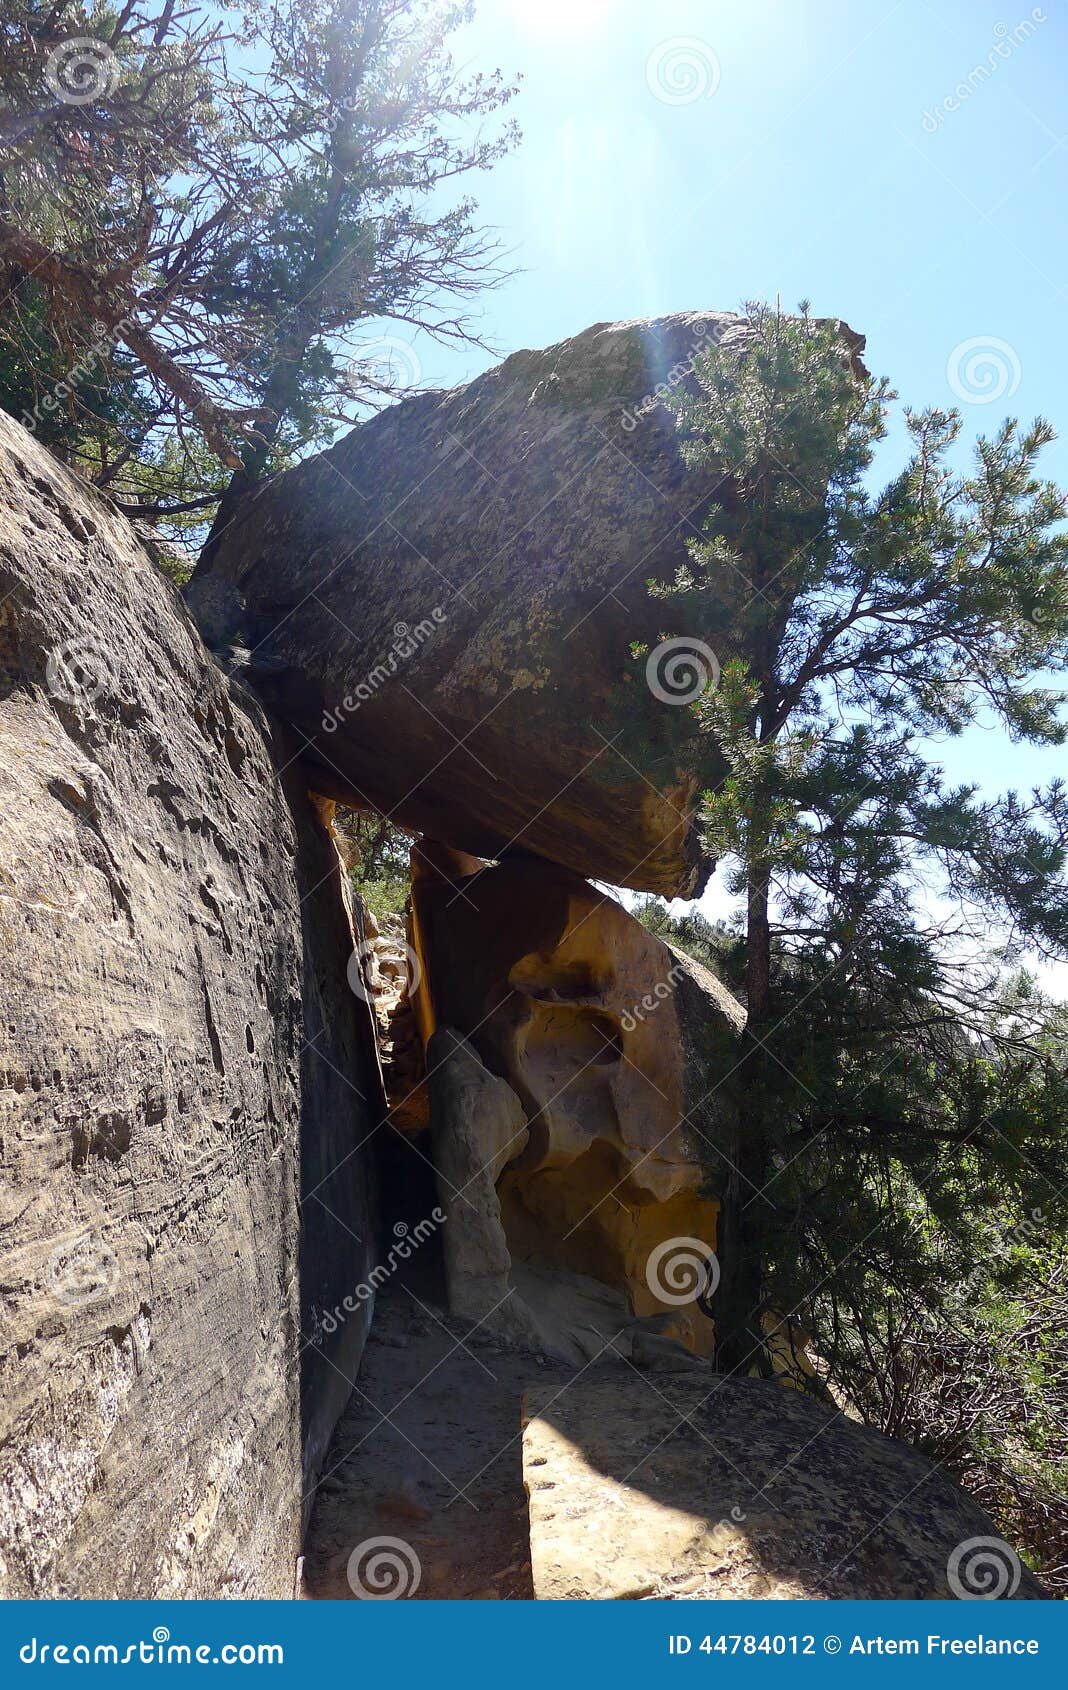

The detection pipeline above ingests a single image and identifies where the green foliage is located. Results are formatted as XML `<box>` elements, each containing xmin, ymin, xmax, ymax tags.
<box><xmin>631</xmin><ymin>896</ymin><xmax>740</xmax><ymax>984</ymax></box>
<box><xmin>340</xmin><ymin>810</ymin><xmax>413</xmax><ymax>921</ymax></box>
<box><xmin>204</xmin><ymin>0</ymin><xmax>518</xmax><ymax>509</ymax></box>
<box><xmin>653</xmin><ymin>302</ymin><xmax>1068</xmax><ymax>1581</ymax></box>
<box><xmin>0</xmin><ymin>282</ymin><xmax>153</xmax><ymax>460</ymax></box>
<box><xmin>356</xmin><ymin>869</ymin><xmax>410</xmax><ymax>923</ymax></box>
<box><xmin>663</xmin><ymin>304</ymin><xmax>1068</xmax><ymax>968</ymax></box>
<box><xmin>0</xmin><ymin>2</ymin><xmax>518</xmax><ymax>526</ymax></box>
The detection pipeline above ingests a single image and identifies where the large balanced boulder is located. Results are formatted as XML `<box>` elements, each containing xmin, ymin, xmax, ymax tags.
<box><xmin>0</xmin><ymin>411</ymin><xmax>382</xmax><ymax>1598</ymax></box>
<box><xmin>189</xmin><ymin>311</ymin><xmax>770</xmax><ymax>897</ymax></box>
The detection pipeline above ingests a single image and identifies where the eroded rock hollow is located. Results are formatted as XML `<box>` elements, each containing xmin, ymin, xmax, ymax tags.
<box><xmin>407</xmin><ymin>842</ymin><xmax>744</xmax><ymax>1364</ymax></box>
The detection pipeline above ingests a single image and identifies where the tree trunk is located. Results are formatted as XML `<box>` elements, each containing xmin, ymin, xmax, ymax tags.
<box><xmin>199</xmin><ymin>341</ymin><xmax>305</xmax><ymax>560</ymax></box>
<box><xmin>200</xmin><ymin>98</ymin><xmax>359</xmax><ymax>561</ymax></box>
<box><xmin>712</xmin><ymin>859</ymin><xmax>773</xmax><ymax>1374</ymax></box>
<box><xmin>745</xmin><ymin>860</ymin><xmax>772</xmax><ymax>1024</ymax></box>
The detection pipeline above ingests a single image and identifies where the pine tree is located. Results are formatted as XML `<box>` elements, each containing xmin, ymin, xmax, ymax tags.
<box><xmin>201</xmin><ymin>0</ymin><xmax>518</xmax><ymax>549</ymax></box>
<box><xmin>654</xmin><ymin>302</ymin><xmax>1068</xmax><ymax>1375</ymax></box>
<box><xmin>0</xmin><ymin>2</ymin><xmax>517</xmax><ymax>526</ymax></box>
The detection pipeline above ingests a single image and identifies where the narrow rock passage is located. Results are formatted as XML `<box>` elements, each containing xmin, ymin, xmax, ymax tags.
<box><xmin>303</xmin><ymin>1283</ymin><xmax>570</xmax><ymax>1600</ymax></box>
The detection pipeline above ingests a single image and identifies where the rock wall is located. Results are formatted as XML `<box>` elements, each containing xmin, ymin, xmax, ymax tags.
<box><xmin>293</xmin><ymin>804</ymin><xmax>383</xmax><ymax>1519</ymax></box>
<box><xmin>0</xmin><ymin>411</ymin><xmax>382</xmax><ymax>1598</ymax></box>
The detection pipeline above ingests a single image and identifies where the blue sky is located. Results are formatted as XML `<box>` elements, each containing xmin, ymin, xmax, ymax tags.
<box><xmin>376</xmin><ymin>0</ymin><xmax>1068</xmax><ymax>975</ymax></box>
<box><xmin>416</xmin><ymin>0</ymin><xmax>1067</xmax><ymax>452</ymax></box>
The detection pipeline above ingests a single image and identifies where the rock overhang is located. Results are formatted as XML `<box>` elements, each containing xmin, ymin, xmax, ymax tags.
<box><xmin>190</xmin><ymin>309</ymin><xmax>863</xmax><ymax>897</ymax></box>
<box><xmin>188</xmin><ymin>314</ymin><xmax>729</xmax><ymax>894</ymax></box>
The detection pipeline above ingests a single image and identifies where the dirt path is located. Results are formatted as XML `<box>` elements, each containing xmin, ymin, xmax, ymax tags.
<box><xmin>303</xmin><ymin>1283</ymin><xmax>571</xmax><ymax>1600</ymax></box>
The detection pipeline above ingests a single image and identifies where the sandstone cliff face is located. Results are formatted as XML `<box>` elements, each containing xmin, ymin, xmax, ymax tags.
<box><xmin>188</xmin><ymin>311</ymin><xmax>760</xmax><ymax>898</ymax></box>
<box><xmin>0</xmin><ymin>411</ymin><xmax>381</xmax><ymax>1598</ymax></box>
